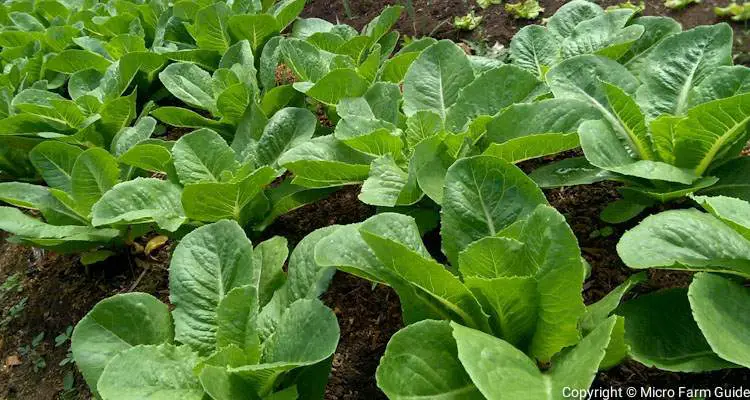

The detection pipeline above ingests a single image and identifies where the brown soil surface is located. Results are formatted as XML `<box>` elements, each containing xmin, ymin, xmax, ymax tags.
<box><xmin>2</xmin><ymin>1</ymin><xmax>750</xmax><ymax>399</ymax></box>
<box><xmin>259</xmin><ymin>185</ymin><xmax>375</xmax><ymax>247</ymax></box>
<box><xmin>0</xmin><ymin>234</ymin><xmax>172</xmax><ymax>399</ymax></box>
<box><xmin>322</xmin><ymin>274</ymin><xmax>400</xmax><ymax>400</ymax></box>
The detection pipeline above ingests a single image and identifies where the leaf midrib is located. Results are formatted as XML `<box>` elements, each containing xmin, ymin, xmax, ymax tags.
<box><xmin>674</xmin><ymin>31</ymin><xmax>719</xmax><ymax>116</ymax></box>
<box><xmin>436</xmin><ymin>57</ymin><xmax>447</xmax><ymax>120</ymax></box>
<box><xmin>40</xmin><ymin>154</ymin><xmax>73</xmax><ymax>188</ymax></box>
<box><xmin>694</xmin><ymin>112</ymin><xmax>750</xmax><ymax>175</ymax></box>
<box><xmin>471</xmin><ymin>169</ymin><xmax>496</xmax><ymax>236</ymax></box>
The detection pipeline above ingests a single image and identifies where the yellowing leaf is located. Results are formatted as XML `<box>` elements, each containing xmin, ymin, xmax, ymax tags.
<box><xmin>145</xmin><ymin>235</ymin><xmax>169</xmax><ymax>257</ymax></box>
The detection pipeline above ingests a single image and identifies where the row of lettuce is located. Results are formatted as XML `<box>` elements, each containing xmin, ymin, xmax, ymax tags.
<box><xmin>65</xmin><ymin>170</ymin><xmax>750</xmax><ymax>399</ymax></box>
<box><xmin>0</xmin><ymin>0</ymin><xmax>748</xmax><ymax>398</ymax></box>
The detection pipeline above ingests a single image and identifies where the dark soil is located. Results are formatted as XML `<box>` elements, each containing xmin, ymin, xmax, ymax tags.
<box><xmin>259</xmin><ymin>185</ymin><xmax>375</xmax><ymax>247</ymax></box>
<box><xmin>2</xmin><ymin>1</ymin><xmax>750</xmax><ymax>399</ymax></box>
<box><xmin>322</xmin><ymin>274</ymin><xmax>401</xmax><ymax>400</ymax></box>
<box><xmin>0</xmin><ymin>234</ymin><xmax>172</xmax><ymax>399</ymax></box>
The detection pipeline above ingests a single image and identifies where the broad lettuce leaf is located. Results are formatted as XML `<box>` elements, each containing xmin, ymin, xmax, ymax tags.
<box><xmin>169</xmin><ymin>220</ymin><xmax>258</xmax><ymax>355</ymax></box>
<box><xmin>97</xmin><ymin>344</ymin><xmax>204</xmax><ymax>400</ymax></box>
<box><xmin>278</xmin><ymin>135</ymin><xmax>373</xmax><ymax>188</ymax></box>
<box><xmin>452</xmin><ymin>317</ymin><xmax>617</xmax><ymax>399</ymax></box>
<box><xmin>441</xmin><ymin>155</ymin><xmax>547</xmax><ymax>266</ymax></box>
<box><xmin>71</xmin><ymin>293</ymin><xmax>173</xmax><ymax>397</ymax></box>
<box><xmin>618</xmin><ymin>288</ymin><xmax>737</xmax><ymax>372</ymax></box>
<box><xmin>635</xmin><ymin>24</ymin><xmax>733</xmax><ymax>119</ymax></box>
<box><xmin>376</xmin><ymin>320</ymin><xmax>483</xmax><ymax>399</ymax></box>
<box><xmin>172</xmin><ymin>128</ymin><xmax>239</xmax><ymax>185</ymax></box>
<box><xmin>403</xmin><ymin>40</ymin><xmax>474</xmax><ymax>120</ymax></box>
<box><xmin>91</xmin><ymin>178</ymin><xmax>186</xmax><ymax>232</ymax></box>
<box><xmin>617</xmin><ymin>207</ymin><xmax>750</xmax><ymax>277</ymax></box>
<box><xmin>689</xmin><ymin>273</ymin><xmax>750</xmax><ymax>368</ymax></box>
<box><xmin>71</xmin><ymin>148</ymin><xmax>120</xmax><ymax>216</ymax></box>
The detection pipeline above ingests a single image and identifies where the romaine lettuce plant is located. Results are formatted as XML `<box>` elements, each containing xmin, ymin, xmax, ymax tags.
<box><xmin>0</xmin><ymin>133</ymin><xmax>185</xmax><ymax>254</ymax></box>
<box><xmin>616</xmin><ymin>195</ymin><xmax>750</xmax><ymax>371</ymax></box>
<box><xmin>313</xmin><ymin>155</ymin><xmax>641</xmax><ymax>396</ymax></box>
<box><xmin>503</xmin><ymin>0</ymin><xmax>750</xmax><ymax>223</ymax></box>
<box><xmin>71</xmin><ymin>219</ymin><xmax>340</xmax><ymax>399</ymax></box>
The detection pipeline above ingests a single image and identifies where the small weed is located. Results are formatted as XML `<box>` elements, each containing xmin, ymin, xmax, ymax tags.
<box><xmin>55</xmin><ymin>327</ymin><xmax>78</xmax><ymax>399</ymax></box>
<box><xmin>341</xmin><ymin>0</ymin><xmax>354</xmax><ymax>18</ymax></box>
<box><xmin>56</xmin><ymin>326</ymin><xmax>75</xmax><ymax>366</ymax></box>
<box><xmin>590</xmin><ymin>226</ymin><xmax>615</xmax><ymax>239</ymax></box>
<box><xmin>19</xmin><ymin>332</ymin><xmax>47</xmax><ymax>372</ymax></box>
<box><xmin>402</xmin><ymin>0</ymin><xmax>417</xmax><ymax>35</ymax></box>
<box><xmin>1</xmin><ymin>296</ymin><xmax>28</xmax><ymax>327</ymax></box>
<box><xmin>0</xmin><ymin>273</ymin><xmax>26</xmax><ymax>327</ymax></box>
<box><xmin>0</xmin><ymin>272</ymin><xmax>23</xmax><ymax>301</ymax></box>
<box><xmin>55</xmin><ymin>326</ymin><xmax>73</xmax><ymax>347</ymax></box>
<box><xmin>58</xmin><ymin>371</ymin><xmax>78</xmax><ymax>400</ymax></box>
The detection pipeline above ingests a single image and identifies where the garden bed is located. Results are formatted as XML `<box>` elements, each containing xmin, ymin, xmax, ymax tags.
<box><xmin>1</xmin><ymin>0</ymin><xmax>750</xmax><ymax>399</ymax></box>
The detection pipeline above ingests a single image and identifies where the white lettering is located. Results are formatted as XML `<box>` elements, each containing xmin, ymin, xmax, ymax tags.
<box><xmin>641</xmin><ymin>387</ymin><xmax>676</xmax><ymax>398</ymax></box>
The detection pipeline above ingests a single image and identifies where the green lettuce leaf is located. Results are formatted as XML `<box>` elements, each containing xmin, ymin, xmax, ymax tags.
<box><xmin>441</xmin><ymin>155</ymin><xmax>547</xmax><ymax>266</ymax></box>
<box><xmin>618</xmin><ymin>288</ymin><xmax>736</xmax><ymax>372</ymax></box>
<box><xmin>689</xmin><ymin>273</ymin><xmax>750</xmax><ymax>368</ymax></box>
<box><xmin>376</xmin><ymin>320</ymin><xmax>483</xmax><ymax>399</ymax></box>
<box><xmin>169</xmin><ymin>220</ymin><xmax>258</xmax><ymax>355</ymax></box>
<box><xmin>403</xmin><ymin>40</ymin><xmax>474</xmax><ymax>120</ymax></box>
<box><xmin>91</xmin><ymin>178</ymin><xmax>186</xmax><ymax>232</ymax></box>
<box><xmin>635</xmin><ymin>24</ymin><xmax>732</xmax><ymax>119</ymax></box>
<box><xmin>97</xmin><ymin>344</ymin><xmax>204</xmax><ymax>400</ymax></box>
<box><xmin>71</xmin><ymin>293</ymin><xmax>173</xmax><ymax>397</ymax></box>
